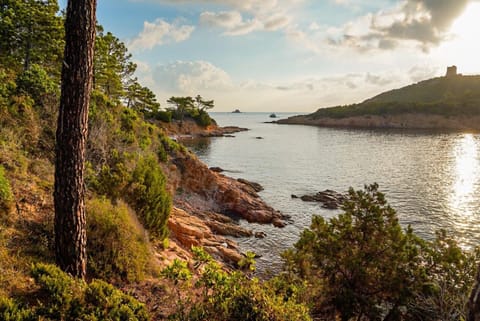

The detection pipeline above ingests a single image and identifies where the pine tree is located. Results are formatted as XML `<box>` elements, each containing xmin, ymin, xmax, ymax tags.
<box><xmin>54</xmin><ymin>0</ymin><xmax>96</xmax><ymax>279</ymax></box>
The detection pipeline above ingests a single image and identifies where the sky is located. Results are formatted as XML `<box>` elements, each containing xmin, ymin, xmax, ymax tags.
<box><xmin>59</xmin><ymin>0</ymin><xmax>480</xmax><ymax>112</ymax></box>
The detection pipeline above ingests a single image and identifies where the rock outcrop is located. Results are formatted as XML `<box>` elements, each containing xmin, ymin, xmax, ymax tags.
<box><xmin>237</xmin><ymin>178</ymin><xmax>264</xmax><ymax>193</ymax></box>
<box><xmin>165</xmin><ymin>151</ymin><xmax>286</xmax><ymax>227</ymax></box>
<box><xmin>167</xmin><ymin>207</ymin><xmax>243</xmax><ymax>266</ymax></box>
<box><xmin>293</xmin><ymin>189</ymin><xmax>346</xmax><ymax>209</ymax></box>
<box><xmin>161</xmin><ymin>147</ymin><xmax>287</xmax><ymax>266</ymax></box>
<box><xmin>160</xmin><ymin>119</ymin><xmax>247</xmax><ymax>138</ymax></box>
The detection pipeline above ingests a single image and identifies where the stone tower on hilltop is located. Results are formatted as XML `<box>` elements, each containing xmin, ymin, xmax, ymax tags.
<box><xmin>446</xmin><ymin>65</ymin><xmax>457</xmax><ymax>77</ymax></box>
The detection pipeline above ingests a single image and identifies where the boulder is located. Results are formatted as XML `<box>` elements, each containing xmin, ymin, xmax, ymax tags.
<box><xmin>298</xmin><ymin>189</ymin><xmax>346</xmax><ymax>209</ymax></box>
<box><xmin>237</xmin><ymin>178</ymin><xmax>264</xmax><ymax>192</ymax></box>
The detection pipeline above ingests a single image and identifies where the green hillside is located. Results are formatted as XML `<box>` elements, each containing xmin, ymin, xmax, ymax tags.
<box><xmin>309</xmin><ymin>74</ymin><xmax>480</xmax><ymax>119</ymax></box>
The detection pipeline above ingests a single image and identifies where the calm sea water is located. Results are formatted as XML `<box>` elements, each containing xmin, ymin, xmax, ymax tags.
<box><xmin>182</xmin><ymin>112</ymin><xmax>480</xmax><ymax>273</ymax></box>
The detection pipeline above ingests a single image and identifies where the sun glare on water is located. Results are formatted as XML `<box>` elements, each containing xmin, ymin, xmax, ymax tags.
<box><xmin>441</xmin><ymin>2</ymin><xmax>480</xmax><ymax>73</ymax></box>
<box><xmin>449</xmin><ymin>134</ymin><xmax>480</xmax><ymax>218</ymax></box>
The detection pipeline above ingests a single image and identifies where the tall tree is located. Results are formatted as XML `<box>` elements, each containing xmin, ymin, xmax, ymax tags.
<box><xmin>0</xmin><ymin>0</ymin><xmax>64</xmax><ymax>73</ymax></box>
<box><xmin>54</xmin><ymin>0</ymin><xmax>96</xmax><ymax>279</ymax></box>
<box><xmin>94</xmin><ymin>26</ymin><xmax>136</xmax><ymax>101</ymax></box>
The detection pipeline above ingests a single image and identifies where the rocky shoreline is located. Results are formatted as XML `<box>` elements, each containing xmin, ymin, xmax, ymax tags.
<box><xmin>277</xmin><ymin>113</ymin><xmax>480</xmax><ymax>131</ymax></box>
<box><xmin>160</xmin><ymin>119</ymin><xmax>248</xmax><ymax>139</ymax></box>
<box><xmin>159</xmin><ymin>119</ymin><xmax>286</xmax><ymax>267</ymax></box>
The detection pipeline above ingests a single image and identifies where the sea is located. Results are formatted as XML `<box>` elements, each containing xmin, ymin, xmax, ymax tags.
<box><xmin>182</xmin><ymin>112</ymin><xmax>480</xmax><ymax>274</ymax></box>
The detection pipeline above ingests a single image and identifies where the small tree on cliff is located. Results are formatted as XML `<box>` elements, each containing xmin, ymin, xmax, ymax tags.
<box><xmin>194</xmin><ymin>94</ymin><xmax>214</xmax><ymax>111</ymax></box>
<box><xmin>167</xmin><ymin>96</ymin><xmax>194</xmax><ymax>123</ymax></box>
<box><xmin>54</xmin><ymin>0</ymin><xmax>96</xmax><ymax>279</ymax></box>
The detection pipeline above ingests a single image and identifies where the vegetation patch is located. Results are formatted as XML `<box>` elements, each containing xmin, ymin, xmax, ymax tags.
<box><xmin>87</xmin><ymin>198</ymin><xmax>152</xmax><ymax>282</ymax></box>
<box><xmin>0</xmin><ymin>263</ymin><xmax>149</xmax><ymax>321</ymax></box>
<box><xmin>284</xmin><ymin>184</ymin><xmax>480</xmax><ymax>320</ymax></box>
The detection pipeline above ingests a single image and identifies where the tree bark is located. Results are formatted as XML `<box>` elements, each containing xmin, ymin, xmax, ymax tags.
<box><xmin>54</xmin><ymin>0</ymin><xmax>96</xmax><ymax>279</ymax></box>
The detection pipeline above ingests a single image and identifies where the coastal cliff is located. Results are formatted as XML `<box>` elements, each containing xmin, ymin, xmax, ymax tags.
<box><xmin>162</xmin><ymin>140</ymin><xmax>286</xmax><ymax>266</ymax></box>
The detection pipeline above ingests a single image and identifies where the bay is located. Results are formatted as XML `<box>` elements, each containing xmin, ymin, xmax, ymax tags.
<box><xmin>182</xmin><ymin>112</ymin><xmax>480</xmax><ymax>274</ymax></box>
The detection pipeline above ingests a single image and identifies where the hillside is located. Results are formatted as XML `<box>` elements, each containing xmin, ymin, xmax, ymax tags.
<box><xmin>278</xmin><ymin>71</ymin><xmax>480</xmax><ymax>130</ymax></box>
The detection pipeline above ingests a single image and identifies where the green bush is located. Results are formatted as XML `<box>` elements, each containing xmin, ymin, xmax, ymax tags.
<box><xmin>87</xmin><ymin>198</ymin><xmax>151</xmax><ymax>282</ymax></box>
<box><xmin>31</xmin><ymin>263</ymin><xmax>77</xmax><ymax>319</ymax></box>
<box><xmin>120</xmin><ymin>107</ymin><xmax>138</xmax><ymax>132</ymax></box>
<box><xmin>86</xmin><ymin>150</ymin><xmax>131</xmax><ymax>200</ymax></box>
<box><xmin>165</xmin><ymin>247</ymin><xmax>311</xmax><ymax>321</ymax></box>
<box><xmin>192</xmin><ymin>110</ymin><xmax>214</xmax><ymax>127</ymax></box>
<box><xmin>128</xmin><ymin>155</ymin><xmax>172</xmax><ymax>239</ymax></box>
<box><xmin>285</xmin><ymin>184</ymin><xmax>480</xmax><ymax>321</ymax></box>
<box><xmin>16</xmin><ymin>64</ymin><xmax>56</xmax><ymax>105</ymax></box>
<box><xmin>0</xmin><ymin>297</ymin><xmax>35</xmax><ymax>321</ymax></box>
<box><xmin>0</xmin><ymin>165</ymin><xmax>13</xmax><ymax>212</ymax></box>
<box><xmin>407</xmin><ymin>230</ymin><xmax>480</xmax><ymax>320</ymax></box>
<box><xmin>153</xmin><ymin>110</ymin><xmax>172</xmax><ymax>123</ymax></box>
<box><xmin>28</xmin><ymin>263</ymin><xmax>150</xmax><ymax>320</ymax></box>
<box><xmin>84</xmin><ymin>280</ymin><xmax>149</xmax><ymax>320</ymax></box>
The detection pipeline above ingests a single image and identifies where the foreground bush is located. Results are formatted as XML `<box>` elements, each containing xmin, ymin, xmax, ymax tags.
<box><xmin>128</xmin><ymin>155</ymin><xmax>171</xmax><ymax>239</ymax></box>
<box><xmin>87</xmin><ymin>198</ymin><xmax>151</xmax><ymax>282</ymax></box>
<box><xmin>285</xmin><ymin>183</ymin><xmax>480</xmax><ymax>321</ymax></box>
<box><xmin>0</xmin><ymin>263</ymin><xmax>149</xmax><ymax>320</ymax></box>
<box><xmin>164</xmin><ymin>247</ymin><xmax>311</xmax><ymax>321</ymax></box>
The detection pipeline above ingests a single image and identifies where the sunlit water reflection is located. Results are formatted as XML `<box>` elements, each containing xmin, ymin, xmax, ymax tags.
<box><xmin>183</xmin><ymin>113</ymin><xmax>480</xmax><ymax>273</ymax></box>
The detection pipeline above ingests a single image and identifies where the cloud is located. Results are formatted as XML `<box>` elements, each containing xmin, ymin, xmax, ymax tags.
<box><xmin>154</xmin><ymin>0</ymin><xmax>286</xmax><ymax>12</ymax></box>
<box><xmin>200</xmin><ymin>11</ymin><xmax>243</xmax><ymax>29</ymax></box>
<box><xmin>152</xmin><ymin>60</ymin><xmax>233</xmax><ymax>93</ymax></box>
<box><xmin>128</xmin><ymin>19</ymin><xmax>194</xmax><ymax>51</ymax></box>
<box><xmin>154</xmin><ymin>0</ymin><xmax>297</xmax><ymax>35</ymax></box>
<box><xmin>200</xmin><ymin>11</ymin><xmax>263</xmax><ymax>35</ymax></box>
<box><xmin>264</xmin><ymin>15</ymin><xmax>291</xmax><ymax>31</ymax></box>
<box><xmin>349</xmin><ymin>0</ymin><xmax>468</xmax><ymax>51</ymax></box>
<box><xmin>309</xmin><ymin>22</ymin><xmax>321</xmax><ymax>31</ymax></box>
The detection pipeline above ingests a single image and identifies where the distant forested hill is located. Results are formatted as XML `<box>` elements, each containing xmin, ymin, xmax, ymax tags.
<box><xmin>308</xmin><ymin>74</ymin><xmax>480</xmax><ymax>119</ymax></box>
<box><xmin>278</xmin><ymin>72</ymin><xmax>480</xmax><ymax>130</ymax></box>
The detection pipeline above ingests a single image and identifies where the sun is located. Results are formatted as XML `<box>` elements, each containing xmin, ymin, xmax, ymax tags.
<box><xmin>438</xmin><ymin>2</ymin><xmax>480</xmax><ymax>74</ymax></box>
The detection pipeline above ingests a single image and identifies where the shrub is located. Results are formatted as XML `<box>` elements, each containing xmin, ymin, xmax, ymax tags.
<box><xmin>87</xmin><ymin>150</ymin><xmax>131</xmax><ymax>199</ymax></box>
<box><xmin>192</xmin><ymin>110</ymin><xmax>214</xmax><ymax>127</ymax></box>
<box><xmin>128</xmin><ymin>155</ymin><xmax>172</xmax><ymax>239</ymax></box>
<box><xmin>165</xmin><ymin>247</ymin><xmax>311</xmax><ymax>321</ymax></box>
<box><xmin>16</xmin><ymin>64</ymin><xmax>56</xmax><ymax>105</ymax></box>
<box><xmin>120</xmin><ymin>107</ymin><xmax>138</xmax><ymax>132</ymax></box>
<box><xmin>0</xmin><ymin>165</ymin><xmax>13</xmax><ymax>212</ymax></box>
<box><xmin>84</xmin><ymin>280</ymin><xmax>149</xmax><ymax>320</ymax></box>
<box><xmin>285</xmin><ymin>184</ymin><xmax>480</xmax><ymax>321</ymax></box>
<box><xmin>0</xmin><ymin>297</ymin><xmax>35</xmax><ymax>321</ymax></box>
<box><xmin>87</xmin><ymin>198</ymin><xmax>151</xmax><ymax>282</ymax></box>
<box><xmin>28</xmin><ymin>263</ymin><xmax>150</xmax><ymax>320</ymax></box>
<box><xmin>153</xmin><ymin>110</ymin><xmax>172</xmax><ymax>123</ymax></box>
<box><xmin>407</xmin><ymin>230</ymin><xmax>480</xmax><ymax>320</ymax></box>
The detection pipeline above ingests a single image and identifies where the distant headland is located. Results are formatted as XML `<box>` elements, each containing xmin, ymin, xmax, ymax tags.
<box><xmin>277</xmin><ymin>66</ymin><xmax>480</xmax><ymax>131</ymax></box>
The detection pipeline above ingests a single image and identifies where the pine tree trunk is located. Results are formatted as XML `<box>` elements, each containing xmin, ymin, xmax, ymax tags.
<box><xmin>54</xmin><ymin>0</ymin><xmax>96</xmax><ymax>279</ymax></box>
